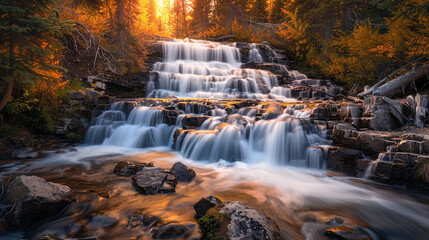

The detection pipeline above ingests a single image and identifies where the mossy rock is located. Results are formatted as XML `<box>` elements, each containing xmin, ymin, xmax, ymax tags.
<box><xmin>197</xmin><ymin>201</ymin><xmax>281</xmax><ymax>240</ymax></box>
<box><xmin>198</xmin><ymin>204</ymin><xmax>230</xmax><ymax>240</ymax></box>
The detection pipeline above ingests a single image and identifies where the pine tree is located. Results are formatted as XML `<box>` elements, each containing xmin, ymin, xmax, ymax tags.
<box><xmin>270</xmin><ymin>0</ymin><xmax>285</xmax><ymax>23</ymax></box>
<box><xmin>0</xmin><ymin>0</ymin><xmax>72</xmax><ymax>112</ymax></box>
<box><xmin>190</xmin><ymin>0</ymin><xmax>211</xmax><ymax>37</ymax></box>
<box><xmin>250</xmin><ymin>0</ymin><xmax>268</xmax><ymax>22</ymax></box>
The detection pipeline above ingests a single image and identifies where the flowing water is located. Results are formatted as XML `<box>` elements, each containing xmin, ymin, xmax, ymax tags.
<box><xmin>2</xmin><ymin>39</ymin><xmax>429</xmax><ymax>240</ymax></box>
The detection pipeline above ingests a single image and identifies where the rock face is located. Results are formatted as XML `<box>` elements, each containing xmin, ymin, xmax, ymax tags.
<box><xmin>327</xmin><ymin>147</ymin><xmax>363</xmax><ymax>176</ymax></box>
<box><xmin>2</xmin><ymin>175</ymin><xmax>75</xmax><ymax>229</ymax></box>
<box><xmin>194</xmin><ymin>195</ymin><xmax>222</xmax><ymax>218</ymax></box>
<box><xmin>132</xmin><ymin>167</ymin><xmax>177</xmax><ymax>194</ymax></box>
<box><xmin>363</xmin><ymin>96</ymin><xmax>406</xmax><ymax>131</ymax></box>
<box><xmin>197</xmin><ymin>200</ymin><xmax>281</xmax><ymax>240</ymax></box>
<box><xmin>170</xmin><ymin>162</ymin><xmax>196</xmax><ymax>182</ymax></box>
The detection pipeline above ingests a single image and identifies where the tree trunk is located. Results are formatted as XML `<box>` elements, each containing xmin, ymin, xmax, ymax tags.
<box><xmin>181</xmin><ymin>0</ymin><xmax>188</xmax><ymax>36</ymax></box>
<box><xmin>373</xmin><ymin>63</ymin><xmax>429</xmax><ymax>97</ymax></box>
<box><xmin>0</xmin><ymin>41</ymin><xmax>15</xmax><ymax>112</ymax></box>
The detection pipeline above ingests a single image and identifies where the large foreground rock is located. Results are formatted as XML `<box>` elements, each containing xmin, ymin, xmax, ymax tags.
<box><xmin>132</xmin><ymin>168</ymin><xmax>177</xmax><ymax>194</ymax></box>
<box><xmin>2</xmin><ymin>175</ymin><xmax>75</xmax><ymax>229</ymax></box>
<box><xmin>170</xmin><ymin>162</ymin><xmax>196</xmax><ymax>182</ymax></box>
<box><xmin>194</xmin><ymin>195</ymin><xmax>222</xmax><ymax>218</ymax></box>
<box><xmin>198</xmin><ymin>200</ymin><xmax>281</xmax><ymax>240</ymax></box>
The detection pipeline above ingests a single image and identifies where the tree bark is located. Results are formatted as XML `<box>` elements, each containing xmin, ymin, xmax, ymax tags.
<box><xmin>0</xmin><ymin>41</ymin><xmax>15</xmax><ymax>112</ymax></box>
<box><xmin>373</xmin><ymin>63</ymin><xmax>429</xmax><ymax>97</ymax></box>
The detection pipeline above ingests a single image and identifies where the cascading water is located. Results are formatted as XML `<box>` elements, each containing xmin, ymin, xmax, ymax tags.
<box><xmin>84</xmin><ymin>39</ymin><xmax>334</xmax><ymax>168</ymax></box>
<box><xmin>146</xmin><ymin>39</ymin><xmax>294</xmax><ymax>100</ymax></box>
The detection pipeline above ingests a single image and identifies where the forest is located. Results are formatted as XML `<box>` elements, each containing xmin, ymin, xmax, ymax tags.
<box><xmin>2</xmin><ymin>1</ymin><xmax>429</xmax><ymax>239</ymax></box>
<box><xmin>1</xmin><ymin>0</ymin><xmax>428</xmax><ymax>133</ymax></box>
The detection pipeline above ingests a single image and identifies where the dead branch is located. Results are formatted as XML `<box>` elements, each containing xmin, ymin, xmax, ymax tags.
<box><xmin>358</xmin><ymin>55</ymin><xmax>429</xmax><ymax>97</ymax></box>
<box><xmin>373</xmin><ymin>63</ymin><xmax>429</xmax><ymax>97</ymax></box>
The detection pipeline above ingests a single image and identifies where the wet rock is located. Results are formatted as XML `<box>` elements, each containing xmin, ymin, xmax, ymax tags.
<box><xmin>194</xmin><ymin>195</ymin><xmax>222</xmax><ymax>218</ymax></box>
<box><xmin>87</xmin><ymin>215</ymin><xmax>117</xmax><ymax>228</ymax></box>
<box><xmin>389</xmin><ymin>163</ymin><xmax>407</xmax><ymax>185</ymax></box>
<box><xmin>374</xmin><ymin>161</ymin><xmax>392</xmax><ymax>182</ymax></box>
<box><xmin>181</xmin><ymin>115</ymin><xmax>210</xmax><ymax>129</ymax></box>
<box><xmin>113</xmin><ymin>161</ymin><xmax>154</xmax><ymax>176</ymax></box>
<box><xmin>220</xmin><ymin>201</ymin><xmax>281</xmax><ymax>240</ymax></box>
<box><xmin>152</xmin><ymin>224</ymin><xmax>190</xmax><ymax>239</ymax></box>
<box><xmin>397</xmin><ymin>140</ymin><xmax>423</xmax><ymax>154</ymax></box>
<box><xmin>127</xmin><ymin>214</ymin><xmax>159</xmax><ymax>229</ymax></box>
<box><xmin>325</xmin><ymin>226</ymin><xmax>371</xmax><ymax>240</ymax></box>
<box><xmin>356</xmin><ymin>159</ymin><xmax>373</xmax><ymax>177</ymax></box>
<box><xmin>170</xmin><ymin>162</ymin><xmax>196</xmax><ymax>182</ymax></box>
<box><xmin>3</xmin><ymin>175</ymin><xmax>75</xmax><ymax>229</ymax></box>
<box><xmin>14</xmin><ymin>148</ymin><xmax>39</xmax><ymax>159</ymax></box>
<box><xmin>327</xmin><ymin>147</ymin><xmax>363</xmax><ymax>176</ymax></box>
<box><xmin>393</xmin><ymin>152</ymin><xmax>419</xmax><ymax>166</ymax></box>
<box><xmin>132</xmin><ymin>168</ymin><xmax>177</xmax><ymax>194</ymax></box>
<box><xmin>34</xmin><ymin>235</ymin><xmax>62</xmax><ymax>240</ymax></box>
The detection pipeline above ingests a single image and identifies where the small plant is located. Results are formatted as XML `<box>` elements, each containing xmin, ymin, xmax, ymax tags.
<box><xmin>198</xmin><ymin>206</ymin><xmax>230</xmax><ymax>240</ymax></box>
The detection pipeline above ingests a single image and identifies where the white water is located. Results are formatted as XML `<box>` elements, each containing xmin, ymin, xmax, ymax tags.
<box><xmin>146</xmin><ymin>39</ymin><xmax>295</xmax><ymax>100</ymax></box>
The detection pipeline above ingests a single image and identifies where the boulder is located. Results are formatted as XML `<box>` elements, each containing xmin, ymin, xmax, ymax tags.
<box><xmin>87</xmin><ymin>215</ymin><xmax>117</xmax><ymax>228</ymax></box>
<box><xmin>340</xmin><ymin>103</ymin><xmax>362</xmax><ymax>119</ymax></box>
<box><xmin>363</xmin><ymin>96</ymin><xmax>406</xmax><ymax>131</ymax></box>
<box><xmin>132</xmin><ymin>168</ymin><xmax>177</xmax><ymax>194</ymax></box>
<box><xmin>199</xmin><ymin>201</ymin><xmax>280</xmax><ymax>239</ymax></box>
<box><xmin>152</xmin><ymin>224</ymin><xmax>191</xmax><ymax>239</ymax></box>
<box><xmin>325</xmin><ymin>226</ymin><xmax>371</xmax><ymax>240</ymax></box>
<box><xmin>181</xmin><ymin>115</ymin><xmax>209</xmax><ymax>129</ymax></box>
<box><xmin>194</xmin><ymin>195</ymin><xmax>222</xmax><ymax>218</ymax></box>
<box><xmin>2</xmin><ymin>175</ymin><xmax>75</xmax><ymax>229</ymax></box>
<box><xmin>127</xmin><ymin>214</ymin><xmax>159</xmax><ymax>229</ymax></box>
<box><xmin>170</xmin><ymin>162</ymin><xmax>196</xmax><ymax>182</ymax></box>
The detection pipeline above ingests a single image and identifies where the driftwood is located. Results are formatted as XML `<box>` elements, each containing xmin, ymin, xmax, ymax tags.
<box><xmin>372</xmin><ymin>63</ymin><xmax>429</xmax><ymax>97</ymax></box>
<box><xmin>207</xmin><ymin>35</ymin><xmax>236</xmax><ymax>41</ymax></box>
<box><xmin>358</xmin><ymin>55</ymin><xmax>429</xmax><ymax>97</ymax></box>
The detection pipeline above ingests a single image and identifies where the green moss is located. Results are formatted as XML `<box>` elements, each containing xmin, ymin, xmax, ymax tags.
<box><xmin>198</xmin><ymin>205</ymin><xmax>231</xmax><ymax>240</ymax></box>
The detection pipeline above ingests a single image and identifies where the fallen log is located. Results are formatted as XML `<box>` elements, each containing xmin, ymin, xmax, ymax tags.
<box><xmin>358</xmin><ymin>55</ymin><xmax>429</xmax><ymax>97</ymax></box>
<box><xmin>373</xmin><ymin>63</ymin><xmax>429</xmax><ymax>97</ymax></box>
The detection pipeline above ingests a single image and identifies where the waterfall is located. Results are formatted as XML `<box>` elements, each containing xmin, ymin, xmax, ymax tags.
<box><xmin>84</xmin><ymin>40</ymin><xmax>332</xmax><ymax>169</ymax></box>
<box><xmin>248</xmin><ymin>44</ymin><xmax>264</xmax><ymax>63</ymax></box>
<box><xmin>147</xmin><ymin>39</ymin><xmax>294</xmax><ymax>100</ymax></box>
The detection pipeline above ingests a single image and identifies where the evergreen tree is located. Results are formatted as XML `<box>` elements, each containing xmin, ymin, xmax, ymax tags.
<box><xmin>0</xmin><ymin>0</ymin><xmax>72</xmax><ymax>112</ymax></box>
<box><xmin>190</xmin><ymin>0</ymin><xmax>211</xmax><ymax>36</ymax></box>
<box><xmin>270</xmin><ymin>0</ymin><xmax>285</xmax><ymax>23</ymax></box>
<box><xmin>250</xmin><ymin>0</ymin><xmax>268</xmax><ymax>22</ymax></box>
